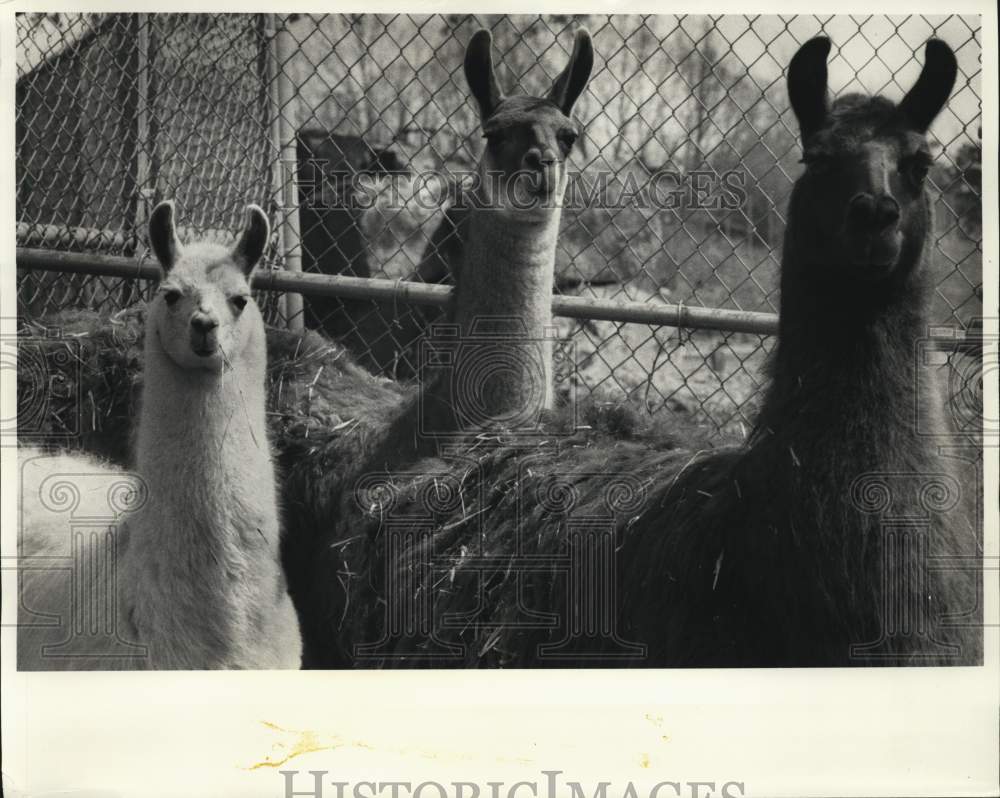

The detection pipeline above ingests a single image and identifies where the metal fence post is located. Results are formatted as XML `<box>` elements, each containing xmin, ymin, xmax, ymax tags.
<box><xmin>268</xmin><ymin>14</ymin><xmax>304</xmax><ymax>331</ymax></box>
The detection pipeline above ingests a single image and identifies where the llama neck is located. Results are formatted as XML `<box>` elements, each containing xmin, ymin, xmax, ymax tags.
<box><xmin>453</xmin><ymin>203</ymin><xmax>560</xmax><ymax>325</ymax></box>
<box><xmin>738</xmin><ymin>245</ymin><xmax>962</xmax><ymax>649</ymax></box>
<box><xmin>448</xmin><ymin>200</ymin><xmax>561</xmax><ymax>416</ymax></box>
<box><xmin>755</xmin><ymin>247</ymin><xmax>941</xmax><ymax>475</ymax></box>
<box><xmin>358</xmin><ymin>202</ymin><xmax>563</xmax><ymax>472</ymax></box>
<box><xmin>127</xmin><ymin>337</ymin><xmax>281</xmax><ymax>664</ymax></box>
<box><xmin>136</xmin><ymin>349</ymin><xmax>272</xmax><ymax>490</ymax></box>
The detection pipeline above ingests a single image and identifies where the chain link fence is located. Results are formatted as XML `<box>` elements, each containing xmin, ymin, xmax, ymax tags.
<box><xmin>15</xmin><ymin>13</ymin><xmax>983</xmax><ymax>434</ymax></box>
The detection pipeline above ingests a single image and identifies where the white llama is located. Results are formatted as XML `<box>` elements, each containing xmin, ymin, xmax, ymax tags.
<box><xmin>17</xmin><ymin>201</ymin><xmax>302</xmax><ymax>670</ymax></box>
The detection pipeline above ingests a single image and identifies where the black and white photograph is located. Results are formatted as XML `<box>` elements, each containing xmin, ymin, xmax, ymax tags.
<box><xmin>1</xmin><ymin>5</ymin><xmax>997</xmax><ymax>797</ymax></box>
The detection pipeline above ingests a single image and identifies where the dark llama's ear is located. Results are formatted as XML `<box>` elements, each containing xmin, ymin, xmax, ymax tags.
<box><xmin>465</xmin><ymin>29</ymin><xmax>504</xmax><ymax>121</ymax></box>
<box><xmin>232</xmin><ymin>204</ymin><xmax>270</xmax><ymax>276</ymax></box>
<box><xmin>148</xmin><ymin>200</ymin><xmax>183</xmax><ymax>274</ymax></box>
<box><xmin>897</xmin><ymin>39</ymin><xmax>958</xmax><ymax>133</ymax></box>
<box><xmin>787</xmin><ymin>36</ymin><xmax>832</xmax><ymax>143</ymax></box>
<box><xmin>547</xmin><ymin>28</ymin><xmax>594</xmax><ymax>117</ymax></box>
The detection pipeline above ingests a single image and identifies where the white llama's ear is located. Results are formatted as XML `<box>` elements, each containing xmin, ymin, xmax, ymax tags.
<box><xmin>232</xmin><ymin>204</ymin><xmax>270</xmax><ymax>276</ymax></box>
<box><xmin>788</xmin><ymin>36</ymin><xmax>831</xmax><ymax>143</ymax></box>
<box><xmin>898</xmin><ymin>39</ymin><xmax>957</xmax><ymax>133</ymax></box>
<box><xmin>547</xmin><ymin>29</ymin><xmax>594</xmax><ymax>117</ymax></box>
<box><xmin>465</xmin><ymin>29</ymin><xmax>504</xmax><ymax>121</ymax></box>
<box><xmin>148</xmin><ymin>200</ymin><xmax>183</xmax><ymax>274</ymax></box>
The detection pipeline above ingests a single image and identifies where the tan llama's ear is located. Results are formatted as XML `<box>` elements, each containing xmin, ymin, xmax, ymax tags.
<box><xmin>787</xmin><ymin>36</ymin><xmax>832</xmax><ymax>143</ymax></box>
<box><xmin>465</xmin><ymin>29</ymin><xmax>504</xmax><ymax>121</ymax></box>
<box><xmin>148</xmin><ymin>200</ymin><xmax>183</xmax><ymax>274</ymax></box>
<box><xmin>232</xmin><ymin>204</ymin><xmax>270</xmax><ymax>276</ymax></box>
<box><xmin>547</xmin><ymin>28</ymin><xmax>594</xmax><ymax>117</ymax></box>
<box><xmin>898</xmin><ymin>39</ymin><xmax>958</xmax><ymax>133</ymax></box>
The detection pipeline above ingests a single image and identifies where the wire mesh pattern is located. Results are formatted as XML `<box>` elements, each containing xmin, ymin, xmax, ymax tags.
<box><xmin>16</xmin><ymin>14</ymin><xmax>278</xmax><ymax>320</ymax></box>
<box><xmin>15</xmin><ymin>13</ymin><xmax>983</xmax><ymax>434</ymax></box>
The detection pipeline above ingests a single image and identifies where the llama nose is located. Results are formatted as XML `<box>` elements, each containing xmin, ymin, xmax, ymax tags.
<box><xmin>848</xmin><ymin>193</ymin><xmax>900</xmax><ymax>232</ymax></box>
<box><xmin>522</xmin><ymin>148</ymin><xmax>554</xmax><ymax>172</ymax></box>
<box><xmin>190</xmin><ymin>313</ymin><xmax>218</xmax><ymax>335</ymax></box>
<box><xmin>875</xmin><ymin>195</ymin><xmax>901</xmax><ymax>229</ymax></box>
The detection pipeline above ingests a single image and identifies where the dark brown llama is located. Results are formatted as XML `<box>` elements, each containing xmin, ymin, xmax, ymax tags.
<box><xmin>286</xmin><ymin>37</ymin><xmax>981</xmax><ymax>669</ymax></box>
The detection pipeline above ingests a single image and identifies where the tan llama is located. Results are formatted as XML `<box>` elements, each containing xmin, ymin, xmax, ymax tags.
<box><xmin>425</xmin><ymin>28</ymin><xmax>593</xmax><ymax>430</ymax></box>
<box><xmin>17</xmin><ymin>201</ymin><xmax>302</xmax><ymax>670</ymax></box>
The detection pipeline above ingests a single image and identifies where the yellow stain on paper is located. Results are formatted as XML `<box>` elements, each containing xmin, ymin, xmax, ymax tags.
<box><xmin>247</xmin><ymin>721</ymin><xmax>356</xmax><ymax>770</ymax></box>
<box><xmin>247</xmin><ymin>721</ymin><xmax>534</xmax><ymax>771</ymax></box>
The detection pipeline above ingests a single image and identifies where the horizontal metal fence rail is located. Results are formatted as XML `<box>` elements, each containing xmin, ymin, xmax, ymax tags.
<box><xmin>17</xmin><ymin>247</ymin><xmax>984</xmax><ymax>354</ymax></box>
<box><xmin>17</xmin><ymin>246</ymin><xmax>775</xmax><ymax>332</ymax></box>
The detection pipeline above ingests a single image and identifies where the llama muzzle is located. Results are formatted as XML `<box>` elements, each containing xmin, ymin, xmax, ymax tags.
<box><xmin>845</xmin><ymin>192</ymin><xmax>903</xmax><ymax>270</ymax></box>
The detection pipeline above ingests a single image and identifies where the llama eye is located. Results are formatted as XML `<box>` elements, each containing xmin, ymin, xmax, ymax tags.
<box><xmin>557</xmin><ymin>131</ymin><xmax>578</xmax><ymax>154</ymax></box>
<box><xmin>231</xmin><ymin>295</ymin><xmax>249</xmax><ymax>313</ymax></box>
<box><xmin>902</xmin><ymin>156</ymin><xmax>931</xmax><ymax>186</ymax></box>
<box><xmin>162</xmin><ymin>289</ymin><xmax>181</xmax><ymax>306</ymax></box>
